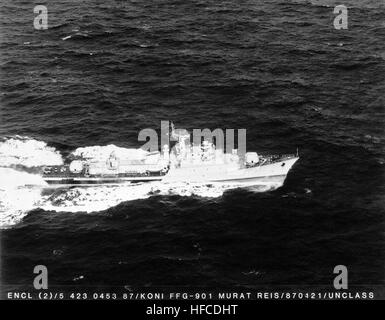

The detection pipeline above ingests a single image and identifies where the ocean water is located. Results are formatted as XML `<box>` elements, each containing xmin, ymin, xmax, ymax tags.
<box><xmin>0</xmin><ymin>0</ymin><xmax>384</xmax><ymax>295</ymax></box>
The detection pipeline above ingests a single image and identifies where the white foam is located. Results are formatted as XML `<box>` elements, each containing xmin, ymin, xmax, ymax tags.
<box><xmin>0</xmin><ymin>178</ymin><xmax>282</xmax><ymax>228</ymax></box>
<box><xmin>40</xmin><ymin>183</ymin><xmax>154</xmax><ymax>213</ymax></box>
<box><xmin>0</xmin><ymin>167</ymin><xmax>48</xmax><ymax>189</ymax></box>
<box><xmin>71</xmin><ymin>144</ymin><xmax>148</xmax><ymax>161</ymax></box>
<box><xmin>0</xmin><ymin>136</ymin><xmax>62</xmax><ymax>227</ymax></box>
<box><xmin>0</xmin><ymin>188</ymin><xmax>43</xmax><ymax>227</ymax></box>
<box><xmin>38</xmin><ymin>181</ymin><xmax>282</xmax><ymax>213</ymax></box>
<box><xmin>0</xmin><ymin>136</ymin><xmax>63</xmax><ymax>167</ymax></box>
<box><xmin>0</xmin><ymin>168</ymin><xmax>49</xmax><ymax>227</ymax></box>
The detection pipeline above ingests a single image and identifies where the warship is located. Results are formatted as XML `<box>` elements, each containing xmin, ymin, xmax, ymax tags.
<box><xmin>41</xmin><ymin>126</ymin><xmax>299</xmax><ymax>187</ymax></box>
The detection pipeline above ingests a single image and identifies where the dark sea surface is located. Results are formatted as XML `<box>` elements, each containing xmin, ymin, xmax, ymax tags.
<box><xmin>0</xmin><ymin>0</ymin><xmax>384</xmax><ymax>296</ymax></box>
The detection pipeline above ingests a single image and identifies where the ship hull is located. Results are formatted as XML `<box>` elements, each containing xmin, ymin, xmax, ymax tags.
<box><xmin>43</xmin><ymin>175</ymin><xmax>163</xmax><ymax>186</ymax></box>
<box><xmin>42</xmin><ymin>157</ymin><xmax>298</xmax><ymax>187</ymax></box>
<box><xmin>162</xmin><ymin>157</ymin><xmax>298</xmax><ymax>183</ymax></box>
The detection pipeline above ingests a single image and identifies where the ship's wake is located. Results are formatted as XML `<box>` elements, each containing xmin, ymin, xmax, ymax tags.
<box><xmin>0</xmin><ymin>136</ymin><xmax>282</xmax><ymax>228</ymax></box>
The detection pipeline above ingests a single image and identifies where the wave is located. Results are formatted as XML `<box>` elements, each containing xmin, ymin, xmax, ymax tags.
<box><xmin>61</xmin><ymin>32</ymin><xmax>90</xmax><ymax>41</ymax></box>
<box><xmin>0</xmin><ymin>136</ymin><xmax>63</xmax><ymax>167</ymax></box>
<box><xmin>0</xmin><ymin>167</ymin><xmax>48</xmax><ymax>189</ymax></box>
<box><xmin>0</xmin><ymin>168</ymin><xmax>47</xmax><ymax>227</ymax></box>
<box><xmin>39</xmin><ymin>181</ymin><xmax>278</xmax><ymax>214</ymax></box>
<box><xmin>0</xmin><ymin>180</ymin><xmax>278</xmax><ymax>228</ymax></box>
<box><xmin>71</xmin><ymin>144</ymin><xmax>148</xmax><ymax>161</ymax></box>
